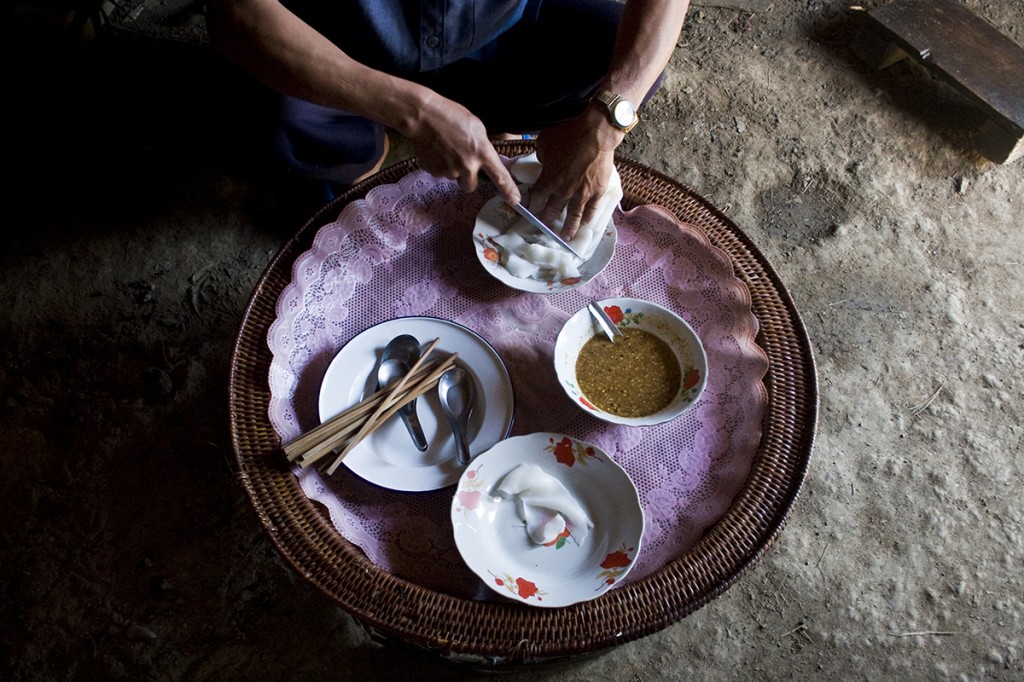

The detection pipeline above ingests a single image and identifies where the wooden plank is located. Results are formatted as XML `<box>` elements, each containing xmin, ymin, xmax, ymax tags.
<box><xmin>852</xmin><ymin>0</ymin><xmax>1024</xmax><ymax>163</ymax></box>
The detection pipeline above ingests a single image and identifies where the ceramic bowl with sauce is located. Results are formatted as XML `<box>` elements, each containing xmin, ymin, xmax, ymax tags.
<box><xmin>553</xmin><ymin>298</ymin><xmax>708</xmax><ymax>426</ymax></box>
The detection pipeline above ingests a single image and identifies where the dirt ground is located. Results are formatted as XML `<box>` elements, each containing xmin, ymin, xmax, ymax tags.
<box><xmin>4</xmin><ymin>0</ymin><xmax>1022</xmax><ymax>679</ymax></box>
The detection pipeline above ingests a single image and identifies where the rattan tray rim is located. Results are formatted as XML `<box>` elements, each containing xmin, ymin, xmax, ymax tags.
<box><xmin>228</xmin><ymin>142</ymin><xmax>818</xmax><ymax>666</ymax></box>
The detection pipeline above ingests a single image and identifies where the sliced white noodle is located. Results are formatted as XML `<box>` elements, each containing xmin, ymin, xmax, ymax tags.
<box><xmin>516</xmin><ymin>498</ymin><xmax>568</xmax><ymax>545</ymax></box>
<box><xmin>521</xmin><ymin>243</ymin><xmax>576</xmax><ymax>270</ymax></box>
<box><xmin>557</xmin><ymin>259</ymin><xmax>581</xmax><ymax>280</ymax></box>
<box><xmin>504</xmin><ymin>218</ymin><xmax>567</xmax><ymax>256</ymax></box>
<box><xmin>491</xmin><ymin>231</ymin><xmax>529</xmax><ymax>253</ymax></box>
<box><xmin>492</xmin><ymin>228</ymin><xmax>566</xmax><ymax>280</ymax></box>
<box><xmin>496</xmin><ymin>463</ymin><xmax>593</xmax><ymax>546</ymax></box>
<box><xmin>501</xmin><ymin>250</ymin><xmax>540</xmax><ymax>279</ymax></box>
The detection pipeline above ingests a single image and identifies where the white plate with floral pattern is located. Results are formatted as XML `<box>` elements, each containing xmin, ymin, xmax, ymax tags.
<box><xmin>451</xmin><ymin>432</ymin><xmax>644</xmax><ymax>607</ymax></box>
<box><xmin>472</xmin><ymin>197</ymin><xmax>617</xmax><ymax>294</ymax></box>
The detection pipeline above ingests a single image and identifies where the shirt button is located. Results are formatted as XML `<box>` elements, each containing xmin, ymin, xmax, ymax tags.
<box><xmin>425</xmin><ymin>35</ymin><xmax>441</xmax><ymax>48</ymax></box>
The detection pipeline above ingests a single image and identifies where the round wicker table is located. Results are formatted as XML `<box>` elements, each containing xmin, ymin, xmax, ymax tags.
<box><xmin>228</xmin><ymin>142</ymin><xmax>818</xmax><ymax>666</ymax></box>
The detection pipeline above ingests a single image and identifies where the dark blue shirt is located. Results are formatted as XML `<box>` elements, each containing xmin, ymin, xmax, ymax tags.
<box><xmin>282</xmin><ymin>0</ymin><xmax>529</xmax><ymax>74</ymax></box>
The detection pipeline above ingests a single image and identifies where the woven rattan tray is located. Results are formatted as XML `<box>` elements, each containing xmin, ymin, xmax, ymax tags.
<box><xmin>228</xmin><ymin>141</ymin><xmax>818</xmax><ymax>666</ymax></box>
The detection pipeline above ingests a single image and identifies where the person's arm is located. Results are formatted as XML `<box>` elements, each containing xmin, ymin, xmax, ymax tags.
<box><xmin>532</xmin><ymin>0</ymin><xmax>690</xmax><ymax>239</ymax></box>
<box><xmin>206</xmin><ymin>0</ymin><xmax>520</xmax><ymax>201</ymax></box>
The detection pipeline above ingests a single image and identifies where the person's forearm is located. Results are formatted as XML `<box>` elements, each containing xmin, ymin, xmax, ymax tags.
<box><xmin>603</xmin><ymin>0</ymin><xmax>690</xmax><ymax>106</ymax></box>
<box><xmin>207</xmin><ymin>0</ymin><xmax>522</xmax><ymax>200</ymax></box>
<box><xmin>206</xmin><ymin>0</ymin><xmax>430</xmax><ymax>137</ymax></box>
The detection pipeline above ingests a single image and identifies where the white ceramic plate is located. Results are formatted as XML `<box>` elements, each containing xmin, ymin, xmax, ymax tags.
<box><xmin>451</xmin><ymin>432</ymin><xmax>644</xmax><ymax>607</ymax></box>
<box><xmin>472</xmin><ymin>196</ymin><xmax>617</xmax><ymax>294</ymax></box>
<box><xmin>318</xmin><ymin>317</ymin><xmax>515</xmax><ymax>491</ymax></box>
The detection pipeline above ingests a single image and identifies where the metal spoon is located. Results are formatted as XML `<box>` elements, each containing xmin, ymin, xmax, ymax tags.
<box><xmin>437</xmin><ymin>366</ymin><xmax>476</xmax><ymax>466</ymax></box>
<box><xmin>376</xmin><ymin>358</ymin><xmax>408</xmax><ymax>389</ymax></box>
<box><xmin>378</xmin><ymin>335</ymin><xmax>428</xmax><ymax>451</ymax></box>
<box><xmin>588</xmin><ymin>301</ymin><xmax>625</xmax><ymax>343</ymax></box>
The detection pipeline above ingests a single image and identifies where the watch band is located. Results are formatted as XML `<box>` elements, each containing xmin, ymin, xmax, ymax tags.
<box><xmin>592</xmin><ymin>88</ymin><xmax>639</xmax><ymax>133</ymax></box>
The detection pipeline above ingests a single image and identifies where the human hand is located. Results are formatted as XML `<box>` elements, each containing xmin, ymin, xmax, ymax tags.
<box><xmin>407</xmin><ymin>93</ymin><xmax>521</xmax><ymax>205</ymax></box>
<box><xmin>532</xmin><ymin>109</ymin><xmax>624</xmax><ymax>240</ymax></box>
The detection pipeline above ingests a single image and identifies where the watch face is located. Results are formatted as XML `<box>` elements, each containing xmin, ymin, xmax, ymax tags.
<box><xmin>612</xmin><ymin>100</ymin><xmax>636</xmax><ymax>127</ymax></box>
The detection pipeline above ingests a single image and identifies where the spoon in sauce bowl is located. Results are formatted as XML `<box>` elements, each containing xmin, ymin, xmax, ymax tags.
<box><xmin>588</xmin><ymin>301</ymin><xmax>625</xmax><ymax>343</ymax></box>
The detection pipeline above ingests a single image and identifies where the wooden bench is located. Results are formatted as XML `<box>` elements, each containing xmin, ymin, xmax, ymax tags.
<box><xmin>852</xmin><ymin>0</ymin><xmax>1024</xmax><ymax>164</ymax></box>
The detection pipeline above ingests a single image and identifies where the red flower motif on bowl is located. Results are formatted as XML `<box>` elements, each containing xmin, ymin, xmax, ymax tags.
<box><xmin>604</xmin><ymin>305</ymin><xmax>625</xmax><ymax>324</ymax></box>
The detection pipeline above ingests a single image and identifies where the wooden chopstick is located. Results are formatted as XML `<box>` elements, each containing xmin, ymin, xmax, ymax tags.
<box><xmin>324</xmin><ymin>338</ymin><xmax>443</xmax><ymax>474</ymax></box>
<box><xmin>299</xmin><ymin>352</ymin><xmax>458</xmax><ymax>470</ymax></box>
<box><xmin>284</xmin><ymin>337</ymin><xmax>444</xmax><ymax>461</ymax></box>
<box><xmin>283</xmin><ymin>358</ymin><xmax>442</xmax><ymax>461</ymax></box>
<box><xmin>281</xmin><ymin>337</ymin><xmax>463</xmax><ymax>474</ymax></box>
<box><xmin>294</xmin><ymin>351</ymin><xmax>454</xmax><ymax>470</ymax></box>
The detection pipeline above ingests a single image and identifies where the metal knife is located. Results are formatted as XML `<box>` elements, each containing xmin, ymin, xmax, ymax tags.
<box><xmin>511</xmin><ymin>202</ymin><xmax>583</xmax><ymax>260</ymax></box>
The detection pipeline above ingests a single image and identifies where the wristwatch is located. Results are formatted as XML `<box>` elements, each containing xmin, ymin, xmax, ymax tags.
<box><xmin>592</xmin><ymin>88</ymin><xmax>639</xmax><ymax>133</ymax></box>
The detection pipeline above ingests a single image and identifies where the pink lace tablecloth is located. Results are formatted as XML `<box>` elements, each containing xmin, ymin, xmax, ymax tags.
<box><xmin>267</xmin><ymin>167</ymin><xmax>769</xmax><ymax>600</ymax></box>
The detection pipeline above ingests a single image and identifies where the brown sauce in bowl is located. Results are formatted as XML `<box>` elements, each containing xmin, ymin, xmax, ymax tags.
<box><xmin>575</xmin><ymin>328</ymin><xmax>682</xmax><ymax>418</ymax></box>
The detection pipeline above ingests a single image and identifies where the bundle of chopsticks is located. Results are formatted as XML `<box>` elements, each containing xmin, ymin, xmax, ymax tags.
<box><xmin>283</xmin><ymin>338</ymin><xmax>457</xmax><ymax>475</ymax></box>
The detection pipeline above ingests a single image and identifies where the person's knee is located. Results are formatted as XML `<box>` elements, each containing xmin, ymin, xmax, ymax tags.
<box><xmin>272</xmin><ymin>97</ymin><xmax>386</xmax><ymax>183</ymax></box>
